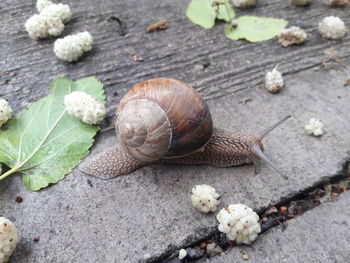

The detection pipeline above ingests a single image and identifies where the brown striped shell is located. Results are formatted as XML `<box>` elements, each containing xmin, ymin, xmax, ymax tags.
<box><xmin>116</xmin><ymin>78</ymin><xmax>213</xmax><ymax>161</ymax></box>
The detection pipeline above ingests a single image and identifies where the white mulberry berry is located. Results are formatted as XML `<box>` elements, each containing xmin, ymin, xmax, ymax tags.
<box><xmin>291</xmin><ymin>0</ymin><xmax>313</xmax><ymax>6</ymax></box>
<box><xmin>318</xmin><ymin>16</ymin><xmax>347</xmax><ymax>40</ymax></box>
<box><xmin>0</xmin><ymin>99</ymin><xmax>13</xmax><ymax>128</ymax></box>
<box><xmin>36</xmin><ymin>0</ymin><xmax>53</xmax><ymax>12</ymax></box>
<box><xmin>217</xmin><ymin>204</ymin><xmax>261</xmax><ymax>245</ymax></box>
<box><xmin>191</xmin><ymin>184</ymin><xmax>221</xmax><ymax>214</ymax></box>
<box><xmin>25</xmin><ymin>14</ymin><xmax>50</xmax><ymax>40</ymax></box>
<box><xmin>304</xmin><ymin>118</ymin><xmax>324</xmax><ymax>136</ymax></box>
<box><xmin>54</xmin><ymin>32</ymin><xmax>93</xmax><ymax>62</ymax></box>
<box><xmin>40</xmin><ymin>3</ymin><xmax>72</xmax><ymax>24</ymax></box>
<box><xmin>25</xmin><ymin>14</ymin><xmax>64</xmax><ymax>40</ymax></box>
<box><xmin>231</xmin><ymin>0</ymin><xmax>256</xmax><ymax>8</ymax></box>
<box><xmin>0</xmin><ymin>217</ymin><xmax>19</xmax><ymax>263</ymax></box>
<box><xmin>64</xmin><ymin>91</ymin><xmax>106</xmax><ymax>125</ymax></box>
<box><xmin>265</xmin><ymin>66</ymin><xmax>284</xmax><ymax>93</ymax></box>
<box><xmin>278</xmin><ymin>26</ymin><xmax>307</xmax><ymax>47</ymax></box>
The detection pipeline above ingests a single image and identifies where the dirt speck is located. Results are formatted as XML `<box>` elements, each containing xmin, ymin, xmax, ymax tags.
<box><xmin>15</xmin><ymin>196</ymin><xmax>23</xmax><ymax>203</ymax></box>
<box><xmin>202</xmin><ymin>61</ymin><xmax>211</xmax><ymax>68</ymax></box>
<box><xmin>131</xmin><ymin>51</ymin><xmax>144</xmax><ymax>62</ymax></box>
<box><xmin>87</xmin><ymin>179</ymin><xmax>93</xmax><ymax>187</ymax></box>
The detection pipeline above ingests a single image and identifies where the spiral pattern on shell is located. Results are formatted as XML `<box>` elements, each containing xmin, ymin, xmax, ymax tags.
<box><xmin>116</xmin><ymin>78</ymin><xmax>213</xmax><ymax>161</ymax></box>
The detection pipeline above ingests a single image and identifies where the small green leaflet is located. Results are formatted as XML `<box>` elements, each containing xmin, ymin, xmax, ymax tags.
<box><xmin>224</xmin><ymin>16</ymin><xmax>288</xmax><ymax>42</ymax></box>
<box><xmin>186</xmin><ymin>1</ymin><xmax>288</xmax><ymax>43</ymax></box>
<box><xmin>186</xmin><ymin>0</ymin><xmax>216</xmax><ymax>29</ymax></box>
<box><xmin>0</xmin><ymin>77</ymin><xmax>105</xmax><ymax>191</ymax></box>
<box><xmin>217</xmin><ymin>2</ymin><xmax>235</xmax><ymax>22</ymax></box>
<box><xmin>186</xmin><ymin>0</ymin><xmax>235</xmax><ymax>29</ymax></box>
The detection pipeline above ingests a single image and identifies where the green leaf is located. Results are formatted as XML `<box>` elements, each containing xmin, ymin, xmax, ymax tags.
<box><xmin>186</xmin><ymin>0</ymin><xmax>217</xmax><ymax>29</ymax></box>
<box><xmin>0</xmin><ymin>77</ymin><xmax>105</xmax><ymax>191</ymax></box>
<box><xmin>217</xmin><ymin>1</ymin><xmax>235</xmax><ymax>22</ymax></box>
<box><xmin>224</xmin><ymin>16</ymin><xmax>288</xmax><ymax>42</ymax></box>
<box><xmin>75</xmin><ymin>77</ymin><xmax>105</xmax><ymax>104</ymax></box>
<box><xmin>186</xmin><ymin>0</ymin><xmax>235</xmax><ymax>28</ymax></box>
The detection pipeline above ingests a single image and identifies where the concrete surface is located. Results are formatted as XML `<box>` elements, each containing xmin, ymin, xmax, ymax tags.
<box><xmin>0</xmin><ymin>0</ymin><xmax>350</xmax><ymax>262</ymax></box>
<box><xmin>208</xmin><ymin>190</ymin><xmax>350</xmax><ymax>263</ymax></box>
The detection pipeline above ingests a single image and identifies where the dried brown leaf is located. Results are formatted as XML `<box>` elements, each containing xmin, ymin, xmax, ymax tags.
<box><xmin>323</xmin><ymin>0</ymin><xmax>350</xmax><ymax>7</ymax></box>
<box><xmin>146</xmin><ymin>20</ymin><xmax>169</xmax><ymax>33</ymax></box>
<box><xmin>278</xmin><ymin>31</ymin><xmax>306</xmax><ymax>47</ymax></box>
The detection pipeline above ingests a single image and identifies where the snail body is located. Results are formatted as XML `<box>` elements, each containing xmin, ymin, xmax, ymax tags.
<box><xmin>81</xmin><ymin>78</ymin><xmax>290</xmax><ymax>180</ymax></box>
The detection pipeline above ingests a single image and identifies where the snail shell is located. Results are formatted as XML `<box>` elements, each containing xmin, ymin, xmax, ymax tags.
<box><xmin>116</xmin><ymin>78</ymin><xmax>213</xmax><ymax>161</ymax></box>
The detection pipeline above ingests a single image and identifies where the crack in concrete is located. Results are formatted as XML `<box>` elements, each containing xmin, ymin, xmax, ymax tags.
<box><xmin>150</xmin><ymin>157</ymin><xmax>350</xmax><ymax>263</ymax></box>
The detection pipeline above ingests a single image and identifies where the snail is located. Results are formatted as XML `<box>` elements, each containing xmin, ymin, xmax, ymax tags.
<box><xmin>81</xmin><ymin>78</ymin><xmax>290</xmax><ymax>180</ymax></box>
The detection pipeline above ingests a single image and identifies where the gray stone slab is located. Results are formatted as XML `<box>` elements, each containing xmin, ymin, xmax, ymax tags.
<box><xmin>209</xmin><ymin>191</ymin><xmax>350</xmax><ymax>263</ymax></box>
<box><xmin>0</xmin><ymin>0</ymin><xmax>350</xmax><ymax>262</ymax></box>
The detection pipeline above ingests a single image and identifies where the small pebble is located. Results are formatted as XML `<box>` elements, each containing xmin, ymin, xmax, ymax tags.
<box><xmin>242</xmin><ymin>253</ymin><xmax>250</xmax><ymax>260</ymax></box>
<box><xmin>178</xmin><ymin>248</ymin><xmax>187</xmax><ymax>260</ymax></box>
<box><xmin>131</xmin><ymin>52</ymin><xmax>143</xmax><ymax>62</ymax></box>
<box><xmin>344</xmin><ymin>78</ymin><xmax>350</xmax><ymax>86</ymax></box>
<box><xmin>279</xmin><ymin>206</ymin><xmax>288</xmax><ymax>214</ymax></box>
<box><xmin>330</xmin><ymin>192</ymin><xmax>338</xmax><ymax>199</ymax></box>
<box><xmin>186</xmin><ymin>248</ymin><xmax>204</xmax><ymax>260</ymax></box>
<box><xmin>265</xmin><ymin>206</ymin><xmax>278</xmax><ymax>215</ymax></box>
<box><xmin>143</xmin><ymin>253</ymin><xmax>151</xmax><ymax>259</ymax></box>
<box><xmin>206</xmin><ymin>243</ymin><xmax>223</xmax><ymax>257</ymax></box>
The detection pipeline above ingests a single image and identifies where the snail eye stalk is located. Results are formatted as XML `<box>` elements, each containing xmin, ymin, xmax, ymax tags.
<box><xmin>258</xmin><ymin>115</ymin><xmax>291</xmax><ymax>139</ymax></box>
<box><xmin>252</xmin><ymin>146</ymin><xmax>288</xmax><ymax>180</ymax></box>
<box><xmin>253</xmin><ymin>115</ymin><xmax>291</xmax><ymax>180</ymax></box>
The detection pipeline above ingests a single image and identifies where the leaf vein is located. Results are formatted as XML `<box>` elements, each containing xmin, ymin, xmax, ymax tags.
<box><xmin>21</xmin><ymin>133</ymin><xmax>86</xmax><ymax>170</ymax></box>
<box><xmin>17</xmin><ymin>110</ymin><xmax>66</xmax><ymax>169</ymax></box>
<box><xmin>17</xmin><ymin>100</ymin><xmax>45</xmax><ymax>163</ymax></box>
